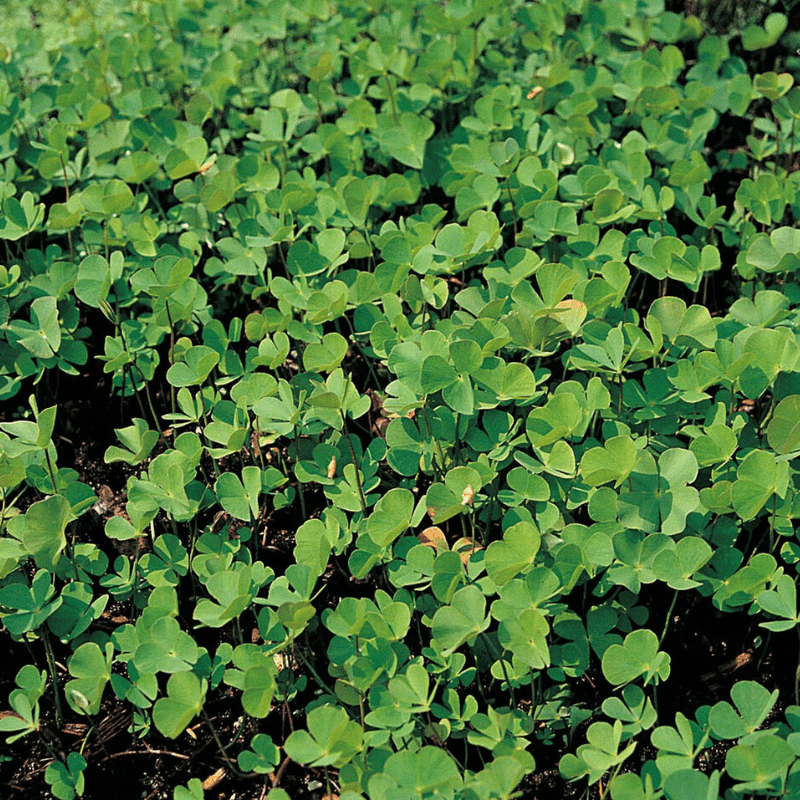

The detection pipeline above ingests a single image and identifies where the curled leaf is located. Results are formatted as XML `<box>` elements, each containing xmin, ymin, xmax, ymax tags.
<box><xmin>419</xmin><ymin>526</ymin><xmax>448</xmax><ymax>550</ymax></box>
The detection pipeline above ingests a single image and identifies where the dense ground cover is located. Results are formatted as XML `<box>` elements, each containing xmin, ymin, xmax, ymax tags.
<box><xmin>2</xmin><ymin>0</ymin><xmax>800</xmax><ymax>798</ymax></box>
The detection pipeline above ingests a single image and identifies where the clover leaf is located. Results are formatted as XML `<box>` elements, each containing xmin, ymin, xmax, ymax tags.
<box><xmin>767</xmin><ymin>395</ymin><xmax>800</xmax><ymax>455</ymax></box>
<box><xmin>601</xmin><ymin>629</ymin><xmax>671</xmax><ymax>687</ymax></box>
<box><xmin>152</xmin><ymin>673</ymin><xmax>207</xmax><ymax>739</ymax></box>
<box><xmin>65</xmin><ymin>642</ymin><xmax>113</xmax><ymax>715</ymax></box>
<box><xmin>617</xmin><ymin>449</ymin><xmax>699</xmax><ymax>535</ymax></box>
<box><xmin>560</xmin><ymin>720</ymin><xmax>637</xmax><ymax>784</ymax></box>
<box><xmin>368</xmin><ymin>746</ymin><xmax>463</xmax><ymax>798</ymax></box>
<box><xmin>708</xmin><ymin>680</ymin><xmax>779</xmax><ymax>740</ymax></box>
<box><xmin>432</xmin><ymin>585</ymin><xmax>491</xmax><ymax>653</ymax></box>
<box><xmin>284</xmin><ymin>704</ymin><xmax>363</xmax><ymax>767</ymax></box>
<box><xmin>726</xmin><ymin>734</ymin><xmax>795</xmax><ymax>794</ymax></box>
<box><xmin>237</xmin><ymin>733</ymin><xmax>280</xmax><ymax>774</ymax></box>
<box><xmin>44</xmin><ymin>753</ymin><xmax>86</xmax><ymax>800</ymax></box>
<box><xmin>5</xmin><ymin>494</ymin><xmax>71</xmax><ymax>571</ymax></box>
<box><xmin>0</xmin><ymin>665</ymin><xmax>46</xmax><ymax>743</ymax></box>
<box><xmin>484</xmin><ymin>521</ymin><xmax>541</xmax><ymax>586</ymax></box>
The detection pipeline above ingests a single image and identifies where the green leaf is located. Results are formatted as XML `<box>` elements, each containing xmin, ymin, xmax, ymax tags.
<box><xmin>767</xmin><ymin>395</ymin><xmax>800</xmax><ymax>455</ymax></box>
<box><xmin>431</xmin><ymin>584</ymin><xmax>490</xmax><ymax>652</ymax></box>
<box><xmin>498</xmin><ymin>607</ymin><xmax>550</xmax><ymax>669</ymax></box>
<box><xmin>238</xmin><ymin>733</ymin><xmax>280</xmax><ymax>774</ymax></box>
<box><xmin>742</xmin><ymin>12</ymin><xmax>787</xmax><ymax>51</ymax></box>
<box><xmin>215</xmin><ymin>467</ymin><xmax>261</xmax><ymax>521</ymax></box>
<box><xmin>560</xmin><ymin>720</ymin><xmax>637</xmax><ymax>785</ymax></box>
<box><xmin>134</xmin><ymin>615</ymin><xmax>200</xmax><ymax>674</ymax></box>
<box><xmin>105</xmin><ymin>418</ymin><xmax>159</xmax><ymax>465</ymax></box>
<box><xmin>367</xmin><ymin>488</ymin><xmax>414</xmax><ymax>548</ymax></box>
<box><xmin>44</xmin><ymin>753</ymin><xmax>86</xmax><ymax>800</ymax></box>
<box><xmin>745</xmin><ymin>227</ymin><xmax>800</xmax><ymax>273</ymax></box>
<box><xmin>13</xmin><ymin>296</ymin><xmax>62</xmax><ymax>358</ymax></box>
<box><xmin>241</xmin><ymin>658</ymin><xmax>277</xmax><ymax>718</ymax></box>
<box><xmin>580</xmin><ymin>436</ymin><xmax>637</xmax><ymax>488</ymax></box>
<box><xmin>65</xmin><ymin>642</ymin><xmax>111</xmax><ymax>715</ymax></box>
<box><xmin>173</xmin><ymin>778</ymin><xmax>205</xmax><ymax>800</ymax></box>
<box><xmin>17</xmin><ymin>495</ymin><xmax>72</xmax><ymax>571</ymax></box>
<box><xmin>757</xmin><ymin>573</ymin><xmax>799</xmax><ymax>632</ymax></box>
<box><xmin>75</xmin><ymin>254</ymin><xmax>112</xmax><ymax>308</ymax></box>
<box><xmin>117</xmin><ymin>151</ymin><xmax>159</xmax><ymax>184</ymax></box>
<box><xmin>708</xmin><ymin>681</ymin><xmax>779</xmax><ymax>739</ymax></box>
<box><xmin>662</xmin><ymin>769</ymin><xmax>718</xmax><ymax>800</ymax></box>
<box><xmin>152</xmin><ymin>673</ymin><xmax>207</xmax><ymax>738</ymax></box>
<box><xmin>601</xmin><ymin>629</ymin><xmax>670</xmax><ymax>687</ymax></box>
<box><xmin>376</xmin><ymin>112</ymin><xmax>434</xmax><ymax>169</ymax></box>
<box><xmin>592</xmin><ymin>188</ymin><xmax>625</xmax><ymax>223</ymax></box>
<box><xmin>165</xmin><ymin>137</ymin><xmax>208</xmax><ymax>179</ymax></box>
<box><xmin>732</xmin><ymin>449</ymin><xmax>785</xmax><ymax>520</ymax></box>
<box><xmin>167</xmin><ymin>345</ymin><xmax>220</xmax><ymax>388</ymax></box>
<box><xmin>484</xmin><ymin>521</ymin><xmax>541</xmax><ymax>586</ymax></box>
<box><xmin>101</xmin><ymin>179</ymin><xmax>135</xmax><ymax>215</ymax></box>
<box><xmin>647</xmin><ymin>297</ymin><xmax>716</xmax><ymax>349</ymax></box>
<box><xmin>284</xmin><ymin>704</ymin><xmax>363</xmax><ymax>767</ymax></box>
<box><xmin>689</xmin><ymin>424</ymin><xmax>737</xmax><ymax>467</ymax></box>
<box><xmin>0</xmin><ymin>570</ymin><xmax>60</xmax><ymax>637</ymax></box>
<box><xmin>652</xmin><ymin>537</ymin><xmax>713</xmax><ymax>590</ymax></box>
<box><xmin>369</xmin><ymin>747</ymin><xmax>463</xmax><ymax>797</ymax></box>
<box><xmin>105</xmin><ymin>516</ymin><xmax>139</xmax><ymax>541</ymax></box>
<box><xmin>303</xmin><ymin>333</ymin><xmax>348</xmax><ymax>373</ymax></box>
<box><xmin>0</xmin><ymin>192</ymin><xmax>44</xmax><ymax>240</ymax></box>
<box><xmin>421</xmin><ymin>355</ymin><xmax>457</xmax><ymax>393</ymax></box>
<box><xmin>529</xmin><ymin>201</ymin><xmax>579</xmax><ymax>240</ymax></box>
<box><xmin>725</xmin><ymin>734</ymin><xmax>794</xmax><ymax>792</ymax></box>
<box><xmin>194</xmin><ymin>563</ymin><xmax>270</xmax><ymax>628</ymax></box>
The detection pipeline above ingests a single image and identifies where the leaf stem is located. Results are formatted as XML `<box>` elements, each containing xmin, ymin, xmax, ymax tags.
<box><xmin>421</xmin><ymin>403</ymin><xmax>446</xmax><ymax>479</ymax></box>
<box><xmin>297</xmin><ymin>636</ymin><xmax>338</xmax><ymax>702</ymax></box>
<box><xmin>292</xmin><ymin>425</ymin><xmax>307</xmax><ymax>521</ymax></box>
<box><xmin>341</xmin><ymin>413</ymin><xmax>368</xmax><ymax>516</ymax></box>
<box><xmin>201</xmin><ymin>707</ymin><xmax>245</xmax><ymax>778</ymax></box>
<box><xmin>43</xmin><ymin>630</ymin><xmax>63</xmax><ymax>730</ymax></box>
<box><xmin>58</xmin><ymin>154</ymin><xmax>74</xmax><ymax>264</ymax></box>
<box><xmin>659</xmin><ymin>589</ymin><xmax>679</xmax><ymax>647</ymax></box>
<box><xmin>384</xmin><ymin>74</ymin><xmax>398</xmax><ymax>123</ymax></box>
<box><xmin>43</xmin><ymin>447</ymin><xmax>59</xmax><ymax>496</ymax></box>
<box><xmin>504</xmin><ymin>176</ymin><xmax>519</xmax><ymax>234</ymax></box>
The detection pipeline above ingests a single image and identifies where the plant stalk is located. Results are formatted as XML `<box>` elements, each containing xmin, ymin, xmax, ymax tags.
<box><xmin>43</xmin><ymin>631</ymin><xmax>63</xmax><ymax>729</ymax></box>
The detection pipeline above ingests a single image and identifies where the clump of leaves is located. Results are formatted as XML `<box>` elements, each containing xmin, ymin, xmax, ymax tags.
<box><xmin>2</xmin><ymin>0</ymin><xmax>800</xmax><ymax>799</ymax></box>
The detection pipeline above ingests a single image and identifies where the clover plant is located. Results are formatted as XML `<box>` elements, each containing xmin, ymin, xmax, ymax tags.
<box><xmin>2</xmin><ymin>0</ymin><xmax>800</xmax><ymax>797</ymax></box>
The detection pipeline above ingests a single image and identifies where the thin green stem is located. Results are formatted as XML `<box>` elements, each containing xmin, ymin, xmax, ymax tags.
<box><xmin>297</xmin><ymin>637</ymin><xmax>338</xmax><ymax>701</ymax></box>
<box><xmin>659</xmin><ymin>590</ymin><xmax>679</xmax><ymax>647</ymax></box>
<box><xmin>292</xmin><ymin>425</ymin><xmax>307</xmax><ymax>521</ymax></box>
<box><xmin>480</xmin><ymin>634</ymin><xmax>516</xmax><ymax>707</ymax></box>
<box><xmin>139</xmin><ymin>370</ymin><xmax>162</xmax><ymax>435</ymax></box>
<box><xmin>43</xmin><ymin>631</ymin><xmax>63</xmax><ymax>729</ymax></box>
<box><xmin>384</xmin><ymin>74</ymin><xmax>398</xmax><ymax>123</ymax></box>
<box><xmin>201</xmin><ymin>708</ymin><xmax>245</xmax><ymax>778</ymax></box>
<box><xmin>421</xmin><ymin>403</ymin><xmax>446</xmax><ymax>479</ymax></box>
<box><xmin>342</xmin><ymin>315</ymin><xmax>381</xmax><ymax>389</ymax></box>
<box><xmin>165</xmin><ymin>301</ymin><xmax>176</xmax><ymax>416</ymax></box>
<box><xmin>341</xmin><ymin>413</ymin><xmax>368</xmax><ymax>516</ymax></box>
<box><xmin>58</xmin><ymin>155</ymin><xmax>74</xmax><ymax>263</ymax></box>
<box><xmin>504</xmin><ymin>176</ymin><xmax>519</xmax><ymax>234</ymax></box>
<box><xmin>43</xmin><ymin>447</ymin><xmax>59</xmax><ymax>495</ymax></box>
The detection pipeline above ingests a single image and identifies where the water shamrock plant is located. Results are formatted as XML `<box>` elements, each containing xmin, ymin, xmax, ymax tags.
<box><xmin>2</xmin><ymin>0</ymin><xmax>800</xmax><ymax>798</ymax></box>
